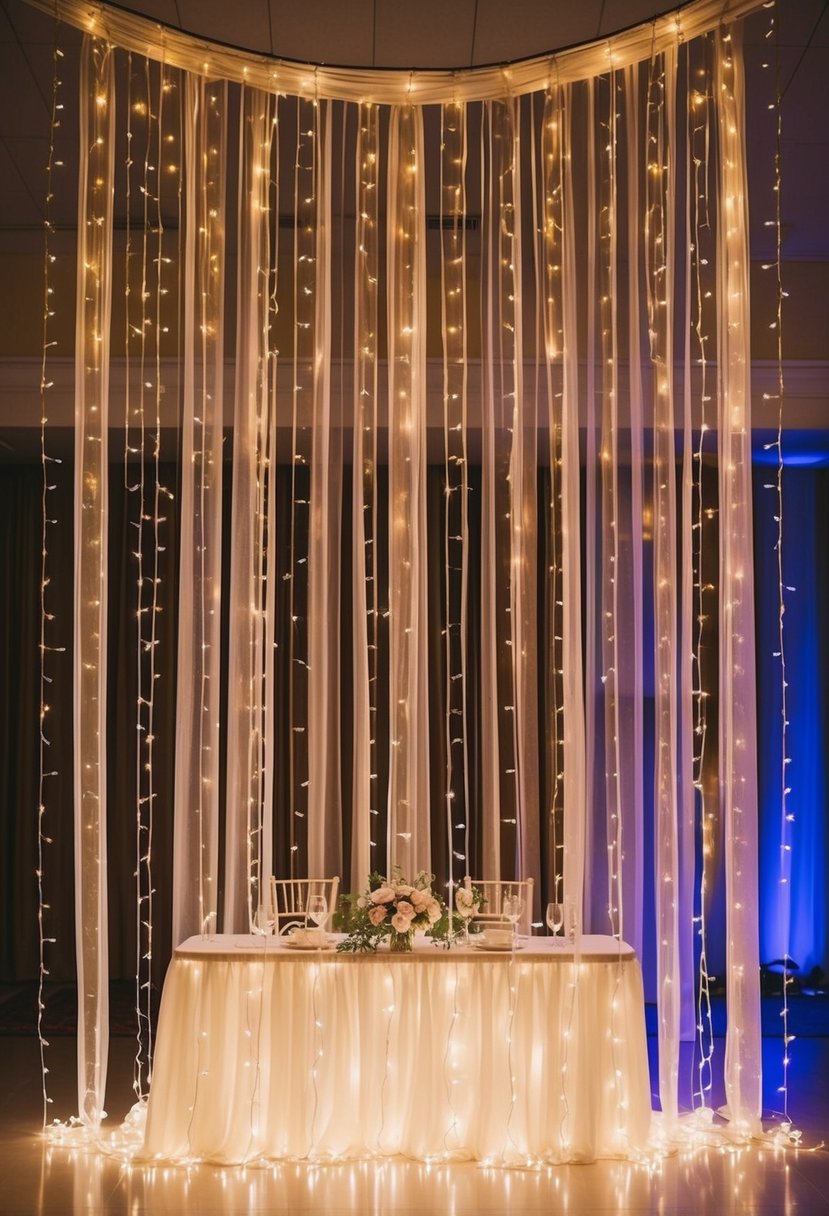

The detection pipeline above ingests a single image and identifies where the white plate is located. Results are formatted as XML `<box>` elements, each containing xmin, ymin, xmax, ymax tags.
<box><xmin>285</xmin><ymin>938</ymin><xmax>333</xmax><ymax>951</ymax></box>
<box><xmin>473</xmin><ymin>939</ymin><xmax>522</xmax><ymax>952</ymax></box>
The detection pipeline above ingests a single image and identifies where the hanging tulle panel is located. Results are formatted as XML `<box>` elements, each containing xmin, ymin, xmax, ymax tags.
<box><xmin>350</xmin><ymin>101</ymin><xmax>381</xmax><ymax>890</ymax></box>
<box><xmin>171</xmin><ymin>74</ymin><xmax>226</xmax><ymax>944</ymax></box>
<box><xmin>386</xmin><ymin>105</ymin><xmax>431</xmax><ymax>878</ymax></box>
<box><xmin>74</xmin><ymin>33</ymin><xmax>115</xmax><ymax>1129</ymax></box>
<box><xmin>224</xmin><ymin>87</ymin><xmax>277</xmax><ymax>932</ymax></box>
<box><xmin>34</xmin><ymin>0</ymin><xmax>774</xmax><ymax>1150</ymax></box>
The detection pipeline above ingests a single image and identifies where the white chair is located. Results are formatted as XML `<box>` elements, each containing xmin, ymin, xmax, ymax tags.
<box><xmin>462</xmin><ymin>876</ymin><xmax>534</xmax><ymax>937</ymax></box>
<box><xmin>268</xmin><ymin>876</ymin><xmax>340</xmax><ymax>936</ymax></box>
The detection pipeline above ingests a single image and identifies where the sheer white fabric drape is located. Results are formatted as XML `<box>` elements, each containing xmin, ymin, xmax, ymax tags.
<box><xmin>224</xmin><ymin>87</ymin><xmax>277</xmax><ymax>931</ymax></box>
<box><xmin>715</xmin><ymin>24</ymin><xmax>762</xmax><ymax>1133</ymax></box>
<box><xmin>350</xmin><ymin>102</ymin><xmax>380</xmax><ymax>891</ymax></box>
<box><xmin>307</xmin><ymin>104</ymin><xmax>342</xmax><ymax>879</ymax></box>
<box><xmin>386</xmin><ymin>105</ymin><xmax>431</xmax><ymax>878</ymax></box>
<box><xmin>172</xmin><ymin>75</ymin><xmax>226</xmax><ymax>944</ymax></box>
<box><xmin>74</xmin><ymin>35</ymin><xmax>114</xmax><ymax>1128</ymax></box>
<box><xmin>30</xmin><ymin>0</ymin><xmax>763</xmax><ymax>104</ymax></box>
<box><xmin>60</xmin><ymin>3</ymin><xmax>768</xmax><ymax>1146</ymax></box>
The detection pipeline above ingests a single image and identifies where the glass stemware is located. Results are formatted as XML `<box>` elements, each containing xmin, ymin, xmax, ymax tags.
<box><xmin>546</xmin><ymin>901</ymin><xmax>564</xmax><ymax>947</ymax></box>
<box><xmin>307</xmin><ymin>894</ymin><xmax>328</xmax><ymax>929</ymax></box>
<box><xmin>502</xmin><ymin>893</ymin><xmax>524</xmax><ymax>946</ymax></box>
<box><xmin>252</xmin><ymin>905</ymin><xmax>275</xmax><ymax>937</ymax></box>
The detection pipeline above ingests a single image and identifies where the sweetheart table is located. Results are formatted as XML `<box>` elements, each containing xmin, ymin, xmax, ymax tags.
<box><xmin>140</xmin><ymin>934</ymin><xmax>651</xmax><ymax>1165</ymax></box>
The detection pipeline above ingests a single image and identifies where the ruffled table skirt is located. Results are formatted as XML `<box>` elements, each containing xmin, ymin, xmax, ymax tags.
<box><xmin>140</xmin><ymin>934</ymin><xmax>651</xmax><ymax>1165</ymax></box>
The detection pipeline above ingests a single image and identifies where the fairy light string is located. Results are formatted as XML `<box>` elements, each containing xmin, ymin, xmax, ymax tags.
<box><xmin>688</xmin><ymin>31</ymin><xmax>717</xmax><ymax>1111</ymax></box>
<box><xmin>439</xmin><ymin>100</ymin><xmax>471</xmax><ymax>894</ymax></box>
<box><xmin>486</xmin><ymin>96</ymin><xmax>522</xmax><ymax>877</ymax></box>
<box><xmin>597</xmin><ymin>63</ymin><xmax>624</xmax><ymax>942</ymax></box>
<box><xmin>75</xmin><ymin>32</ymin><xmax>115</xmax><ymax>1128</ymax></box>
<box><xmin>173</xmin><ymin>69</ymin><xmax>225</xmax><ymax>945</ymax></box>
<box><xmin>352</xmin><ymin>100</ymin><xmax>380</xmax><ymax>878</ymax></box>
<box><xmin>539</xmin><ymin>81</ymin><xmax>566</xmax><ymax>908</ymax></box>
<box><xmin>141</xmin><ymin>57</ymin><xmax>178</xmax><ymax>1090</ymax></box>
<box><xmin>646</xmin><ymin>39</ymin><xmax>682</xmax><ymax>1123</ymax></box>
<box><xmin>288</xmin><ymin>97</ymin><xmax>316</xmax><ymax>877</ymax></box>
<box><xmin>762</xmin><ymin>0</ymin><xmax>794</xmax><ymax>1125</ymax></box>
<box><xmin>132</xmin><ymin>51</ymin><xmax>154</xmax><ymax>1103</ymax></box>
<box><xmin>715</xmin><ymin>20</ymin><xmax>763</xmax><ymax>1133</ymax></box>
<box><xmin>263</xmin><ymin>91</ymin><xmax>280</xmax><ymax>913</ymax></box>
<box><xmin>37</xmin><ymin>17</ymin><xmax>66</xmax><ymax>1130</ymax></box>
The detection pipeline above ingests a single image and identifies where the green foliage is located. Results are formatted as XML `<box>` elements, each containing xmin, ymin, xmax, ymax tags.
<box><xmin>335</xmin><ymin>870</ymin><xmax>447</xmax><ymax>953</ymax></box>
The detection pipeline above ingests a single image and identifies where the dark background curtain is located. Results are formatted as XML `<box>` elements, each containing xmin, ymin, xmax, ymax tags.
<box><xmin>3</xmin><ymin>455</ymin><xmax>828</xmax><ymax>997</ymax></box>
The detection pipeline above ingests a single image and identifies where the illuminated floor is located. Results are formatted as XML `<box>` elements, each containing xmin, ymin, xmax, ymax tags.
<box><xmin>0</xmin><ymin>1034</ymin><xmax>827</xmax><ymax>1215</ymax></box>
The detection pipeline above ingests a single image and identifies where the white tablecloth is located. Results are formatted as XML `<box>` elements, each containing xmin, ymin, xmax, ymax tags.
<box><xmin>140</xmin><ymin>934</ymin><xmax>651</xmax><ymax>1165</ymax></box>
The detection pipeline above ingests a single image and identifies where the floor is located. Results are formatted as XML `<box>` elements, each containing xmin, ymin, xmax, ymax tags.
<box><xmin>0</xmin><ymin>1034</ymin><xmax>827</xmax><ymax>1215</ymax></box>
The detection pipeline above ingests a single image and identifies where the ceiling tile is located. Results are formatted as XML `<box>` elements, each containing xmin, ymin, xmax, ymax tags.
<box><xmin>473</xmin><ymin>0</ymin><xmax>603</xmax><ymax>65</ymax></box>
<box><xmin>120</xmin><ymin>0</ymin><xmax>182</xmax><ymax>28</ymax></box>
<box><xmin>176</xmin><ymin>0</ymin><xmax>271</xmax><ymax>54</ymax></box>
<box><xmin>0</xmin><ymin>4</ymin><xmax>16</xmax><ymax>41</ymax></box>
<box><xmin>375</xmin><ymin>0</ymin><xmax>476</xmax><ymax>69</ymax></box>
<box><xmin>0</xmin><ymin>42</ymin><xmax>52</xmax><ymax>138</ymax></box>
<box><xmin>3</xmin><ymin>0</ymin><xmax>82</xmax><ymax>46</ymax></box>
<box><xmin>0</xmin><ymin>137</ymin><xmax>28</xmax><ymax>191</ymax></box>
<box><xmin>811</xmin><ymin>5</ymin><xmax>829</xmax><ymax>46</ymax></box>
<box><xmin>780</xmin><ymin>45</ymin><xmax>829</xmax><ymax>144</ymax></box>
<box><xmin>0</xmin><ymin>136</ymin><xmax>42</xmax><ymax>226</ymax></box>
<box><xmin>597</xmin><ymin>0</ymin><xmax>668</xmax><ymax>40</ymax></box>
<box><xmin>270</xmin><ymin>0</ymin><xmax>374</xmax><ymax>65</ymax></box>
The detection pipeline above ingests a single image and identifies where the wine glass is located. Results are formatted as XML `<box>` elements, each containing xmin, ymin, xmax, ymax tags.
<box><xmin>307</xmin><ymin>894</ymin><xmax>328</xmax><ymax>932</ymax></box>
<box><xmin>546</xmin><ymin>901</ymin><xmax>564</xmax><ymax>947</ymax></box>
<box><xmin>252</xmin><ymin>904</ymin><xmax>275</xmax><ymax>938</ymax></box>
<box><xmin>502</xmin><ymin>893</ymin><xmax>524</xmax><ymax>946</ymax></box>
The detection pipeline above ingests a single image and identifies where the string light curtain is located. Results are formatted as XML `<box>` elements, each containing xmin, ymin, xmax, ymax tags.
<box><xmin>386</xmin><ymin>104</ymin><xmax>430</xmax><ymax>879</ymax></box>
<box><xmin>42</xmin><ymin>0</ymin><xmax>771</xmax><ymax>1146</ymax></box>
<box><xmin>171</xmin><ymin>75</ymin><xmax>226</xmax><ymax>944</ymax></box>
<box><xmin>715</xmin><ymin>23</ymin><xmax>762</xmax><ymax>1134</ymax></box>
<box><xmin>224</xmin><ymin>86</ymin><xmax>277</xmax><ymax>931</ymax></box>
<box><xmin>350</xmin><ymin>101</ymin><xmax>380</xmax><ymax>890</ymax></box>
<box><xmin>74</xmin><ymin>33</ymin><xmax>114</xmax><ymax>1129</ymax></box>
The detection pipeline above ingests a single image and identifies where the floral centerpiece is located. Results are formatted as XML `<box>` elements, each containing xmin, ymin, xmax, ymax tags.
<box><xmin>337</xmin><ymin>870</ymin><xmax>445</xmax><ymax>952</ymax></box>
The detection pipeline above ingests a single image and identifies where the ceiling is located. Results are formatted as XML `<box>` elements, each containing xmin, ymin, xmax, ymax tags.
<box><xmin>3</xmin><ymin>0</ymin><xmax>794</xmax><ymax>74</ymax></box>
<box><xmin>0</xmin><ymin>0</ymin><xmax>827</xmax><ymax>252</ymax></box>
<box><xmin>0</xmin><ymin>0</ymin><xmax>827</xmax><ymax>456</ymax></box>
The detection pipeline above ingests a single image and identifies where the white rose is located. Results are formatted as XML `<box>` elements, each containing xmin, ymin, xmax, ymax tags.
<box><xmin>371</xmin><ymin>885</ymin><xmax>395</xmax><ymax>904</ymax></box>
<box><xmin>426</xmin><ymin>900</ymin><xmax>442</xmax><ymax>925</ymax></box>
<box><xmin>395</xmin><ymin>900</ymin><xmax>416</xmax><ymax>921</ymax></box>
<box><xmin>391</xmin><ymin>912</ymin><xmax>411</xmax><ymax>933</ymax></box>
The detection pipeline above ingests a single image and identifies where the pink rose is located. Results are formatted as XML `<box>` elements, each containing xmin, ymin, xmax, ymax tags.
<box><xmin>410</xmin><ymin>889</ymin><xmax>428</xmax><ymax>910</ymax></box>
<box><xmin>371</xmin><ymin>886</ymin><xmax>395</xmax><ymax>905</ymax></box>
<box><xmin>426</xmin><ymin>900</ymin><xmax>442</xmax><ymax>924</ymax></box>
<box><xmin>368</xmin><ymin>905</ymin><xmax>388</xmax><ymax>926</ymax></box>
<box><xmin>391</xmin><ymin>912</ymin><xmax>411</xmax><ymax>933</ymax></box>
<box><xmin>395</xmin><ymin>900</ymin><xmax>416</xmax><ymax>921</ymax></box>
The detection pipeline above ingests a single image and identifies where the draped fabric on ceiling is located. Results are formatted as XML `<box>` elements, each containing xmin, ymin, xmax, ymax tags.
<box><xmin>46</xmin><ymin>0</ymin><xmax>768</xmax><ymax>1147</ymax></box>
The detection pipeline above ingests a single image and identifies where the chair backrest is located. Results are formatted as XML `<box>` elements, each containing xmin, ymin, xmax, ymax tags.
<box><xmin>269</xmin><ymin>877</ymin><xmax>340</xmax><ymax>935</ymax></box>
<box><xmin>463</xmin><ymin>876</ymin><xmax>534</xmax><ymax>936</ymax></box>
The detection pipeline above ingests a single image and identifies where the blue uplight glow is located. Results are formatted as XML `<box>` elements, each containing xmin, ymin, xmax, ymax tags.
<box><xmin>754</xmin><ymin>463</ymin><xmax>828</xmax><ymax>979</ymax></box>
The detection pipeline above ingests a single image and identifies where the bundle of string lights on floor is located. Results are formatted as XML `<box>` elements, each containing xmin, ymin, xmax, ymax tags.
<box><xmin>27</xmin><ymin>0</ymin><xmax>803</xmax><ymax>1163</ymax></box>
